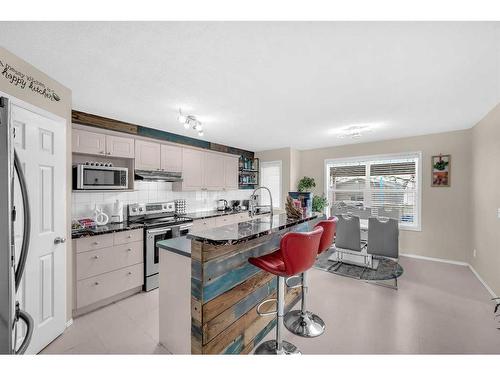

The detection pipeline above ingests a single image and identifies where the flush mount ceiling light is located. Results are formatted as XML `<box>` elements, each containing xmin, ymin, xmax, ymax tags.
<box><xmin>178</xmin><ymin>109</ymin><xmax>204</xmax><ymax>137</ymax></box>
<box><xmin>336</xmin><ymin>124</ymin><xmax>375</xmax><ymax>139</ymax></box>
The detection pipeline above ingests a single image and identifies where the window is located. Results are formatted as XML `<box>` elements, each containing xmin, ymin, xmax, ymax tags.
<box><xmin>325</xmin><ymin>152</ymin><xmax>422</xmax><ymax>230</ymax></box>
<box><xmin>260</xmin><ymin>160</ymin><xmax>282</xmax><ymax>209</ymax></box>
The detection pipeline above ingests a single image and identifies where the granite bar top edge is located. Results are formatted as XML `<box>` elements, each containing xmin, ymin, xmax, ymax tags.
<box><xmin>157</xmin><ymin>237</ymin><xmax>192</xmax><ymax>258</ymax></box>
<box><xmin>71</xmin><ymin>222</ymin><xmax>145</xmax><ymax>239</ymax></box>
<box><xmin>187</xmin><ymin>213</ymin><xmax>318</xmax><ymax>245</ymax></box>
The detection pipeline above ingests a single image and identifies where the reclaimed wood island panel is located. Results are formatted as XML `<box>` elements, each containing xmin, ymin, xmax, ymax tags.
<box><xmin>157</xmin><ymin>213</ymin><xmax>320</xmax><ymax>354</ymax></box>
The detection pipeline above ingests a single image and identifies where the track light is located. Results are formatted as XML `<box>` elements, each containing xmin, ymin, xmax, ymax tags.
<box><xmin>178</xmin><ymin>108</ymin><xmax>205</xmax><ymax>137</ymax></box>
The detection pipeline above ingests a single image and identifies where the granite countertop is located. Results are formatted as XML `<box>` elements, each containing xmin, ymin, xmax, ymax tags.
<box><xmin>187</xmin><ymin>212</ymin><xmax>318</xmax><ymax>245</ymax></box>
<box><xmin>184</xmin><ymin>208</ymin><xmax>274</xmax><ymax>220</ymax></box>
<box><xmin>157</xmin><ymin>237</ymin><xmax>192</xmax><ymax>258</ymax></box>
<box><xmin>71</xmin><ymin>222</ymin><xmax>144</xmax><ymax>239</ymax></box>
<box><xmin>184</xmin><ymin>209</ymin><xmax>247</xmax><ymax>220</ymax></box>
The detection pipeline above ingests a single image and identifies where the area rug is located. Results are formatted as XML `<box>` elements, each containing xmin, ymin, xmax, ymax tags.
<box><xmin>314</xmin><ymin>247</ymin><xmax>404</xmax><ymax>281</ymax></box>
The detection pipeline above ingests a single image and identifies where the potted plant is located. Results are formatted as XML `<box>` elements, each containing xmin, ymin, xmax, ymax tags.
<box><xmin>312</xmin><ymin>195</ymin><xmax>329</xmax><ymax>214</ymax></box>
<box><xmin>297</xmin><ymin>176</ymin><xmax>316</xmax><ymax>192</ymax></box>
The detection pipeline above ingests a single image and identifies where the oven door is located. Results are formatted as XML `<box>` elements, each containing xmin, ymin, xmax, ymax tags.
<box><xmin>145</xmin><ymin>227</ymin><xmax>172</xmax><ymax>279</ymax></box>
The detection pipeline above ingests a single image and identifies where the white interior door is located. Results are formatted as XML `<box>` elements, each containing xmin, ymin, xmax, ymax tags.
<box><xmin>11</xmin><ymin>103</ymin><xmax>66</xmax><ymax>354</ymax></box>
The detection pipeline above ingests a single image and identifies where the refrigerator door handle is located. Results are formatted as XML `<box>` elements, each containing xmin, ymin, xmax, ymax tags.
<box><xmin>13</xmin><ymin>150</ymin><xmax>31</xmax><ymax>292</ymax></box>
<box><xmin>13</xmin><ymin>303</ymin><xmax>34</xmax><ymax>355</ymax></box>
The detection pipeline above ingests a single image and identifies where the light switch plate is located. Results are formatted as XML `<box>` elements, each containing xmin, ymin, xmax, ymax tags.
<box><xmin>498</xmin><ymin>208</ymin><xmax>500</xmax><ymax>219</ymax></box>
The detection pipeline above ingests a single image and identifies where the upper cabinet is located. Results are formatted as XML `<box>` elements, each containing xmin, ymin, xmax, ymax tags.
<box><xmin>174</xmin><ymin>149</ymin><xmax>239</xmax><ymax>191</ymax></box>
<box><xmin>135</xmin><ymin>140</ymin><xmax>161</xmax><ymax>170</ymax></box>
<box><xmin>224</xmin><ymin>156</ymin><xmax>239</xmax><ymax>190</ymax></box>
<box><xmin>179</xmin><ymin>148</ymin><xmax>204</xmax><ymax>190</ymax></box>
<box><xmin>160</xmin><ymin>144</ymin><xmax>182</xmax><ymax>172</ymax></box>
<box><xmin>106</xmin><ymin>135</ymin><xmax>135</xmax><ymax>158</ymax></box>
<box><xmin>72</xmin><ymin>129</ymin><xmax>106</xmax><ymax>156</ymax></box>
<box><xmin>72</xmin><ymin>128</ymin><xmax>134</xmax><ymax>158</ymax></box>
<box><xmin>204</xmin><ymin>153</ymin><xmax>226</xmax><ymax>190</ymax></box>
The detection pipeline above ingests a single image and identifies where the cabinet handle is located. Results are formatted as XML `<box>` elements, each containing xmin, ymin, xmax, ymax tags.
<box><xmin>127</xmin><ymin>272</ymin><xmax>132</xmax><ymax>275</ymax></box>
<box><xmin>127</xmin><ymin>248</ymin><xmax>132</xmax><ymax>252</ymax></box>
<box><xmin>93</xmin><ymin>241</ymin><xmax>99</xmax><ymax>245</ymax></box>
<box><xmin>107</xmin><ymin>152</ymin><xmax>111</xmax><ymax>155</ymax></box>
<box><xmin>93</xmin><ymin>255</ymin><xmax>99</xmax><ymax>259</ymax></box>
<box><xmin>94</xmin><ymin>282</ymin><xmax>100</xmax><ymax>286</ymax></box>
<box><xmin>127</xmin><ymin>235</ymin><xmax>132</xmax><ymax>239</ymax></box>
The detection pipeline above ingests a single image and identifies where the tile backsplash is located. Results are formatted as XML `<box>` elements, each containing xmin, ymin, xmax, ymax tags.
<box><xmin>72</xmin><ymin>181</ymin><xmax>253</xmax><ymax>219</ymax></box>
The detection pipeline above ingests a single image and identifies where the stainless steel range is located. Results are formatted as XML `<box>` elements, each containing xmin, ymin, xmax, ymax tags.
<box><xmin>128</xmin><ymin>201</ymin><xmax>193</xmax><ymax>291</ymax></box>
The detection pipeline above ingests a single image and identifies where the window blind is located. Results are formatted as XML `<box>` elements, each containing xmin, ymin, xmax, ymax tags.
<box><xmin>260</xmin><ymin>161</ymin><xmax>282</xmax><ymax>209</ymax></box>
<box><xmin>326</xmin><ymin>154</ymin><xmax>420</xmax><ymax>228</ymax></box>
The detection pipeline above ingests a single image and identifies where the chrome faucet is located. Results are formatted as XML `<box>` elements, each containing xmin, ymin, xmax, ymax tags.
<box><xmin>249</xmin><ymin>186</ymin><xmax>274</xmax><ymax>221</ymax></box>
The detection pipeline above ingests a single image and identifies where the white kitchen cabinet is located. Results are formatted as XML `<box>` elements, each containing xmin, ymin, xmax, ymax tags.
<box><xmin>135</xmin><ymin>139</ymin><xmax>161</xmax><ymax>170</ymax></box>
<box><xmin>106</xmin><ymin>134</ymin><xmax>135</xmax><ymax>158</ymax></box>
<box><xmin>72</xmin><ymin>128</ymin><xmax>135</xmax><ymax>158</ymax></box>
<box><xmin>204</xmin><ymin>153</ymin><xmax>226</xmax><ymax>190</ymax></box>
<box><xmin>161</xmin><ymin>144</ymin><xmax>183</xmax><ymax>172</ymax></box>
<box><xmin>72</xmin><ymin>129</ymin><xmax>106</xmax><ymax>156</ymax></box>
<box><xmin>174</xmin><ymin>149</ymin><xmax>239</xmax><ymax>191</ymax></box>
<box><xmin>191</xmin><ymin>217</ymin><xmax>217</xmax><ymax>231</ymax></box>
<box><xmin>178</xmin><ymin>147</ymin><xmax>205</xmax><ymax>190</ymax></box>
<box><xmin>224</xmin><ymin>156</ymin><xmax>239</xmax><ymax>190</ymax></box>
<box><xmin>74</xmin><ymin>229</ymin><xmax>144</xmax><ymax>314</ymax></box>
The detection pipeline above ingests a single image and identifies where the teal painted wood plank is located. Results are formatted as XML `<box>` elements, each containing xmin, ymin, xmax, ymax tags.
<box><xmin>203</xmin><ymin>263</ymin><xmax>260</xmax><ymax>302</ymax></box>
<box><xmin>138</xmin><ymin>126</ymin><xmax>210</xmax><ymax>149</ymax></box>
<box><xmin>223</xmin><ymin>336</ymin><xmax>244</xmax><ymax>354</ymax></box>
<box><xmin>202</xmin><ymin>236</ymin><xmax>281</xmax><ymax>282</ymax></box>
<box><xmin>233</xmin><ymin>279</ymin><xmax>277</xmax><ymax>318</ymax></box>
<box><xmin>191</xmin><ymin>278</ymin><xmax>202</xmax><ymax>300</ymax></box>
<box><xmin>191</xmin><ymin>259</ymin><xmax>202</xmax><ymax>281</ymax></box>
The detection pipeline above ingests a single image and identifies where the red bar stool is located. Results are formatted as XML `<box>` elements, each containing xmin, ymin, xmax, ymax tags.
<box><xmin>248</xmin><ymin>227</ymin><xmax>324</xmax><ymax>354</ymax></box>
<box><xmin>284</xmin><ymin>218</ymin><xmax>337</xmax><ymax>338</ymax></box>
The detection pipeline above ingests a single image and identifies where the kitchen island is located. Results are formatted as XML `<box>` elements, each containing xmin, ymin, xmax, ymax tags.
<box><xmin>157</xmin><ymin>212</ymin><xmax>320</xmax><ymax>354</ymax></box>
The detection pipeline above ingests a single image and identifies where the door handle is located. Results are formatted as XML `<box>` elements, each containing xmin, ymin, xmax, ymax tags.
<box><xmin>54</xmin><ymin>237</ymin><xmax>66</xmax><ymax>245</ymax></box>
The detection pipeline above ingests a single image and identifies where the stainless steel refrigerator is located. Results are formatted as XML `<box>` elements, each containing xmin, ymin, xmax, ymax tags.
<box><xmin>0</xmin><ymin>97</ymin><xmax>33</xmax><ymax>354</ymax></box>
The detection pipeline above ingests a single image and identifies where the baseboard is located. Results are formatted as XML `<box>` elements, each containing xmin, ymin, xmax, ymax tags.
<box><xmin>400</xmin><ymin>253</ymin><xmax>468</xmax><ymax>266</ymax></box>
<box><xmin>468</xmin><ymin>264</ymin><xmax>498</xmax><ymax>299</ymax></box>
<box><xmin>65</xmin><ymin>319</ymin><xmax>73</xmax><ymax>328</ymax></box>
<box><xmin>400</xmin><ymin>252</ymin><xmax>497</xmax><ymax>299</ymax></box>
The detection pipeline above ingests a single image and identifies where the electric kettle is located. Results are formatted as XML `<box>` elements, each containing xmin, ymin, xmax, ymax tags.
<box><xmin>217</xmin><ymin>199</ymin><xmax>229</xmax><ymax>211</ymax></box>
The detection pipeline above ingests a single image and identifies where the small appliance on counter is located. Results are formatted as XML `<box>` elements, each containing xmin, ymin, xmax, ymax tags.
<box><xmin>217</xmin><ymin>199</ymin><xmax>229</xmax><ymax>211</ymax></box>
<box><xmin>231</xmin><ymin>200</ymin><xmax>241</xmax><ymax>212</ymax></box>
<box><xmin>241</xmin><ymin>199</ymin><xmax>250</xmax><ymax>211</ymax></box>
<box><xmin>110</xmin><ymin>199</ymin><xmax>124</xmax><ymax>223</ymax></box>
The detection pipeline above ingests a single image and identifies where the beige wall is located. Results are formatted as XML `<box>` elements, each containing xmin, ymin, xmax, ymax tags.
<box><xmin>470</xmin><ymin>103</ymin><xmax>500</xmax><ymax>296</ymax></box>
<box><xmin>282</xmin><ymin>130</ymin><xmax>471</xmax><ymax>263</ymax></box>
<box><xmin>0</xmin><ymin>47</ymin><xmax>73</xmax><ymax>321</ymax></box>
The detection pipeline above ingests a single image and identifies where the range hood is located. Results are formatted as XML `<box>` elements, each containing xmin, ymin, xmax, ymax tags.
<box><xmin>134</xmin><ymin>169</ymin><xmax>183</xmax><ymax>182</ymax></box>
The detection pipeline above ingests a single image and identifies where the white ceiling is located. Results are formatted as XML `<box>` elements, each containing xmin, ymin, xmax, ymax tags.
<box><xmin>1</xmin><ymin>22</ymin><xmax>499</xmax><ymax>151</ymax></box>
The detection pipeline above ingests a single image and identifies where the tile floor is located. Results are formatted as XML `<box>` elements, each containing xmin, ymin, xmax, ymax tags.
<box><xmin>41</xmin><ymin>256</ymin><xmax>500</xmax><ymax>354</ymax></box>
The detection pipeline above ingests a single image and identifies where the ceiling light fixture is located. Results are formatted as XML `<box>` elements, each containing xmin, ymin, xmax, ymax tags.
<box><xmin>178</xmin><ymin>109</ymin><xmax>204</xmax><ymax>137</ymax></box>
<box><xmin>336</xmin><ymin>124</ymin><xmax>375</xmax><ymax>139</ymax></box>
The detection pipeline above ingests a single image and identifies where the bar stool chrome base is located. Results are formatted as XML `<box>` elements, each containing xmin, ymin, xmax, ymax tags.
<box><xmin>284</xmin><ymin>310</ymin><xmax>325</xmax><ymax>338</ymax></box>
<box><xmin>254</xmin><ymin>340</ymin><xmax>301</xmax><ymax>355</ymax></box>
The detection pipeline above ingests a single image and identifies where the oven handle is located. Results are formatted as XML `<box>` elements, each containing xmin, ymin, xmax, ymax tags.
<box><xmin>180</xmin><ymin>223</ymin><xmax>193</xmax><ymax>230</ymax></box>
<box><xmin>146</xmin><ymin>227</ymin><xmax>173</xmax><ymax>235</ymax></box>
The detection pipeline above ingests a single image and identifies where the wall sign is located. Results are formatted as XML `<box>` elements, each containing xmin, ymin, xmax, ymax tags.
<box><xmin>0</xmin><ymin>58</ymin><xmax>61</xmax><ymax>102</ymax></box>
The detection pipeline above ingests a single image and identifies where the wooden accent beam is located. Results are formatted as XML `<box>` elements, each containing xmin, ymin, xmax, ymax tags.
<box><xmin>72</xmin><ymin>110</ymin><xmax>138</xmax><ymax>134</ymax></box>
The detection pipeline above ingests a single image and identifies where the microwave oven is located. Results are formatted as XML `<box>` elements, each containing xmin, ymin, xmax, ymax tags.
<box><xmin>73</xmin><ymin>164</ymin><xmax>129</xmax><ymax>190</ymax></box>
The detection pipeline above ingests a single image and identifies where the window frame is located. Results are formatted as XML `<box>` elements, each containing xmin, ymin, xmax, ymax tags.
<box><xmin>260</xmin><ymin>160</ymin><xmax>283</xmax><ymax>209</ymax></box>
<box><xmin>324</xmin><ymin>151</ymin><xmax>422</xmax><ymax>231</ymax></box>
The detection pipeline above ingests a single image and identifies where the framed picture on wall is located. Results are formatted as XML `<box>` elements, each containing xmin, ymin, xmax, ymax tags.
<box><xmin>431</xmin><ymin>154</ymin><xmax>451</xmax><ymax>187</ymax></box>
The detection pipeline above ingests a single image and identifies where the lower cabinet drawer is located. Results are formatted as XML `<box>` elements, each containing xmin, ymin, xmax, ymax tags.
<box><xmin>76</xmin><ymin>241</ymin><xmax>143</xmax><ymax>281</ymax></box>
<box><xmin>76</xmin><ymin>263</ymin><xmax>144</xmax><ymax>309</ymax></box>
<box><xmin>215</xmin><ymin>215</ymin><xmax>236</xmax><ymax>226</ymax></box>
